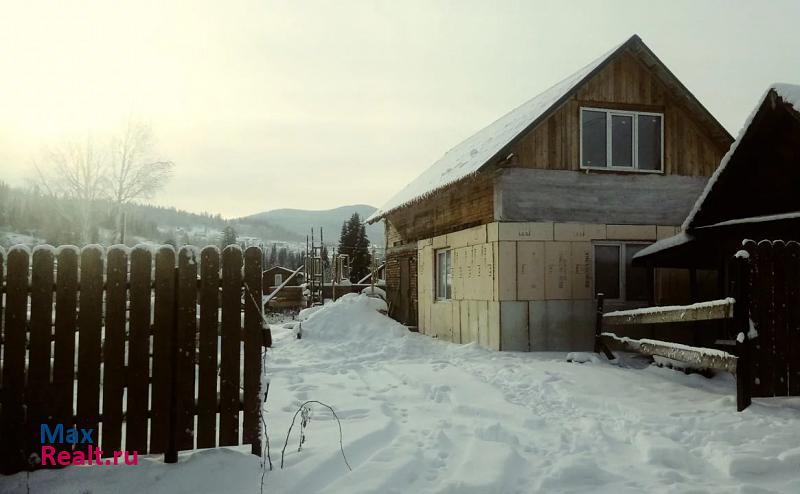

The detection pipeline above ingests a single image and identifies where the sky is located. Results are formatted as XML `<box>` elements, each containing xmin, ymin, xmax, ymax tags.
<box><xmin>1</xmin><ymin>0</ymin><xmax>799</xmax><ymax>218</ymax></box>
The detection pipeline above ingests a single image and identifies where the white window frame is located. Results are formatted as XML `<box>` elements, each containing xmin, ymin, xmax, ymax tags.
<box><xmin>435</xmin><ymin>248</ymin><xmax>452</xmax><ymax>301</ymax></box>
<box><xmin>274</xmin><ymin>273</ymin><xmax>283</xmax><ymax>286</ymax></box>
<box><xmin>592</xmin><ymin>241</ymin><xmax>652</xmax><ymax>302</ymax></box>
<box><xmin>580</xmin><ymin>107</ymin><xmax>664</xmax><ymax>173</ymax></box>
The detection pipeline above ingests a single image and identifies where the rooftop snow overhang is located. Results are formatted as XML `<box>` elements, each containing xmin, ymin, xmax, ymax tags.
<box><xmin>367</xmin><ymin>34</ymin><xmax>733</xmax><ymax>224</ymax></box>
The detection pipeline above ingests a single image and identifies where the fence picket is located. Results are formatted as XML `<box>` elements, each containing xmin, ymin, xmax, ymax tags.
<box><xmin>755</xmin><ymin>241</ymin><xmax>776</xmax><ymax>397</ymax></box>
<box><xmin>243</xmin><ymin>247</ymin><xmax>263</xmax><ymax>455</ymax></box>
<box><xmin>197</xmin><ymin>247</ymin><xmax>220</xmax><ymax>449</ymax></box>
<box><xmin>76</xmin><ymin>247</ymin><xmax>104</xmax><ymax>452</ymax></box>
<box><xmin>52</xmin><ymin>247</ymin><xmax>78</xmax><ymax>456</ymax></box>
<box><xmin>772</xmin><ymin>241</ymin><xmax>789</xmax><ymax>396</ymax></box>
<box><xmin>220</xmin><ymin>246</ymin><xmax>242</xmax><ymax>446</ymax></box>
<box><xmin>27</xmin><ymin>247</ymin><xmax>55</xmax><ymax>460</ymax></box>
<box><xmin>786</xmin><ymin>242</ymin><xmax>800</xmax><ymax>395</ymax></box>
<box><xmin>150</xmin><ymin>246</ymin><xmax>176</xmax><ymax>454</ymax></box>
<box><xmin>102</xmin><ymin>247</ymin><xmax>128</xmax><ymax>453</ymax></box>
<box><xmin>0</xmin><ymin>248</ymin><xmax>29</xmax><ymax>473</ymax></box>
<box><xmin>126</xmin><ymin>246</ymin><xmax>152</xmax><ymax>453</ymax></box>
<box><xmin>176</xmin><ymin>247</ymin><xmax>198</xmax><ymax>450</ymax></box>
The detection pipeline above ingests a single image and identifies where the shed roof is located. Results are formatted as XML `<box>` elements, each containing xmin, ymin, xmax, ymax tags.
<box><xmin>368</xmin><ymin>34</ymin><xmax>732</xmax><ymax>223</ymax></box>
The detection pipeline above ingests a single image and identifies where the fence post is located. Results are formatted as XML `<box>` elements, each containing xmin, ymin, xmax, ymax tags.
<box><xmin>594</xmin><ymin>293</ymin><xmax>614</xmax><ymax>359</ymax></box>
<box><xmin>734</xmin><ymin>254</ymin><xmax>752</xmax><ymax>412</ymax></box>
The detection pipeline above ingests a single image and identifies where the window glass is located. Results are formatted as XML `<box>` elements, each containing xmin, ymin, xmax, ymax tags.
<box><xmin>581</xmin><ymin>110</ymin><xmax>607</xmax><ymax>167</ymax></box>
<box><xmin>436</xmin><ymin>249</ymin><xmax>452</xmax><ymax>299</ymax></box>
<box><xmin>625</xmin><ymin>244</ymin><xmax>649</xmax><ymax>301</ymax></box>
<box><xmin>611</xmin><ymin>114</ymin><xmax>633</xmax><ymax>167</ymax></box>
<box><xmin>274</xmin><ymin>274</ymin><xmax>283</xmax><ymax>286</ymax></box>
<box><xmin>638</xmin><ymin>114</ymin><xmax>662</xmax><ymax>170</ymax></box>
<box><xmin>594</xmin><ymin>245</ymin><xmax>620</xmax><ymax>299</ymax></box>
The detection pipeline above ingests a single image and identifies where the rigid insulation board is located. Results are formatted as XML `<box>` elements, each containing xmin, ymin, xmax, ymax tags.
<box><xmin>460</xmin><ymin>301</ymin><xmax>473</xmax><ymax>344</ymax></box>
<box><xmin>656</xmin><ymin>225</ymin><xmax>679</xmax><ymax>240</ymax></box>
<box><xmin>554</xmin><ymin>223</ymin><xmax>606</xmax><ymax>241</ymax></box>
<box><xmin>448</xmin><ymin>225</ymin><xmax>487</xmax><ymax>248</ymax></box>
<box><xmin>500</xmin><ymin>301</ymin><xmax>529</xmax><ymax>351</ymax></box>
<box><xmin>544</xmin><ymin>242</ymin><xmax>571</xmax><ymax>300</ymax></box>
<box><xmin>570</xmin><ymin>242</ymin><xmax>592</xmax><ymax>300</ymax></box>
<box><xmin>430</xmin><ymin>301</ymin><xmax>454</xmax><ymax>341</ymax></box>
<box><xmin>451</xmin><ymin>300</ymin><xmax>462</xmax><ymax>344</ymax></box>
<box><xmin>494</xmin><ymin>241</ymin><xmax>517</xmax><ymax>301</ymax></box>
<box><xmin>488</xmin><ymin>301</ymin><xmax>501</xmax><ymax>351</ymax></box>
<box><xmin>517</xmin><ymin>241</ymin><xmax>545</xmax><ymax>300</ymax></box>
<box><xmin>529</xmin><ymin>300</ymin><xmax>595</xmax><ymax>351</ymax></box>
<box><xmin>497</xmin><ymin>222</ymin><xmax>554</xmax><ymax>242</ymax></box>
<box><xmin>606</xmin><ymin>224</ymin><xmax>657</xmax><ymax>240</ymax></box>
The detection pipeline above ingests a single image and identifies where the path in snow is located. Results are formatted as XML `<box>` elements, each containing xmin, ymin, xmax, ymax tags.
<box><xmin>4</xmin><ymin>293</ymin><xmax>800</xmax><ymax>494</ymax></box>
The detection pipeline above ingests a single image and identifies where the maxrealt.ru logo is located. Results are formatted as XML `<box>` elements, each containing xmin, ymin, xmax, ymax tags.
<box><xmin>40</xmin><ymin>424</ymin><xmax>138</xmax><ymax>466</ymax></box>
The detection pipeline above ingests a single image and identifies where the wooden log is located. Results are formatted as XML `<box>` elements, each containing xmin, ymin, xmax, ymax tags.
<box><xmin>126</xmin><ymin>246</ymin><xmax>152</xmax><ymax>453</ymax></box>
<box><xmin>197</xmin><ymin>246</ymin><xmax>220</xmax><ymax>449</ymax></box>
<box><xmin>176</xmin><ymin>247</ymin><xmax>198</xmax><ymax>451</ymax></box>
<box><xmin>787</xmin><ymin>242</ymin><xmax>800</xmax><ymax>396</ymax></box>
<box><xmin>77</xmin><ymin>246</ymin><xmax>104</xmax><ymax>451</ymax></box>
<box><xmin>602</xmin><ymin>298</ymin><xmax>735</xmax><ymax>326</ymax></box>
<box><xmin>1</xmin><ymin>247</ymin><xmax>28</xmax><ymax>473</ymax></box>
<box><xmin>220</xmin><ymin>246</ymin><xmax>242</xmax><ymax>447</ymax></box>
<box><xmin>243</xmin><ymin>247</ymin><xmax>263</xmax><ymax>455</ymax></box>
<box><xmin>599</xmin><ymin>333</ymin><xmax>738</xmax><ymax>374</ymax></box>
<box><xmin>102</xmin><ymin>247</ymin><xmax>128</xmax><ymax>453</ymax></box>
<box><xmin>150</xmin><ymin>246</ymin><xmax>176</xmax><ymax>454</ymax></box>
<box><xmin>52</xmin><ymin>247</ymin><xmax>78</xmax><ymax>455</ymax></box>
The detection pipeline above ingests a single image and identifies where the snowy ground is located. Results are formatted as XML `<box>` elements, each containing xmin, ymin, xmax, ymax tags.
<box><xmin>4</xmin><ymin>293</ymin><xmax>800</xmax><ymax>493</ymax></box>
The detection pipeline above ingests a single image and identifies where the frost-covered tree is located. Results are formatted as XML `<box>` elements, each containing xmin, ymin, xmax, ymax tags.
<box><xmin>107</xmin><ymin>120</ymin><xmax>174</xmax><ymax>242</ymax></box>
<box><xmin>220</xmin><ymin>225</ymin><xmax>238</xmax><ymax>248</ymax></box>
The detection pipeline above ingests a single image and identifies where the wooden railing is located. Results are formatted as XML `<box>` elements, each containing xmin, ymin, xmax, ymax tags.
<box><xmin>595</xmin><ymin>254</ymin><xmax>753</xmax><ymax>411</ymax></box>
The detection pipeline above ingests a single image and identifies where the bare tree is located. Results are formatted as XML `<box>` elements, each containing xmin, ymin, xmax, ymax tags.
<box><xmin>35</xmin><ymin>137</ymin><xmax>108</xmax><ymax>244</ymax></box>
<box><xmin>108</xmin><ymin>120</ymin><xmax>174</xmax><ymax>242</ymax></box>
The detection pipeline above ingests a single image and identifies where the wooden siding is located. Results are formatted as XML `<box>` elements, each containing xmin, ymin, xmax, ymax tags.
<box><xmin>384</xmin><ymin>173</ymin><xmax>494</xmax><ymax>246</ymax></box>
<box><xmin>508</xmin><ymin>50</ymin><xmax>728</xmax><ymax>177</ymax></box>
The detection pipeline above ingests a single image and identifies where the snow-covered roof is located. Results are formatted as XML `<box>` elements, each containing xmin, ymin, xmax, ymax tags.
<box><xmin>366</xmin><ymin>37</ymin><xmax>633</xmax><ymax>223</ymax></box>
<box><xmin>633</xmin><ymin>231</ymin><xmax>694</xmax><ymax>261</ymax></box>
<box><xmin>682</xmin><ymin>83</ymin><xmax>800</xmax><ymax>230</ymax></box>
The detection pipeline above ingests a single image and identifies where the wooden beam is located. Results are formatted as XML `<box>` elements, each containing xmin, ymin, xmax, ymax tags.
<box><xmin>599</xmin><ymin>333</ymin><xmax>737</xmax><ymax>373</ymax></box>
<box><xmin>602</xmin><ymin>298</ymin><xmax>734</xmax><ymax>326</ymax></box>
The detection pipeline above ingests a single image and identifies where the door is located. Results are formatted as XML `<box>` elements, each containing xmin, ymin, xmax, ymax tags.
<box><xmin>398</xmin><ymin>257</ymin><xmax>410</xmax><ymax>324</ymax></box>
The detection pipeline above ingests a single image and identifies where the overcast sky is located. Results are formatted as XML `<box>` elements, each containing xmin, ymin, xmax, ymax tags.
<box><xmin>2</xmin><ymin>0</ymin><xmax>799</xmax><ymax>218</ymax></box>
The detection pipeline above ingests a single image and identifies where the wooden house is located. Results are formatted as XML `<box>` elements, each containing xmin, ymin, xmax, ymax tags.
<box><xmin>263</xmin><ymin>265</ymin><xmax>305</xmax><ymax>311</ymax></box>
<box><xmin>635</xmin><ymin>84</ymin><xmax>800</xmax><ymax>274</ymax></box>
<box><xmin>366</xmin><ymin>35</ymin><xmax>734</xmax><ymax>351</ymax></box>
<box><xmin>263</xmin><ymin>265</ymin><xmax>303</xmax><ymax>288</ymax></box>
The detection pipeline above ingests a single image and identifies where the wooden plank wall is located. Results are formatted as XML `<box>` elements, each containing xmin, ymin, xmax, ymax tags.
<box><xmin>0</xmin><ymin>244</ymin><xmax>264</xmax><ymax>475</ymax></box>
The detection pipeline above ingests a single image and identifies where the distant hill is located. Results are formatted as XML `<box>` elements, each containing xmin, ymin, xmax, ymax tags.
<box><xmin>244</xmin><ymin>204</ymin><xmax>384</xmax><ymax>247</ymax></box>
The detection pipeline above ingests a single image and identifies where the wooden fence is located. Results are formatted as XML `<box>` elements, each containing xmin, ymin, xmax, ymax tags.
<box><xmin>0</xmin><ymin>244</ymin><xmax>265</xmax><ymax>474</ymax></box>
<box><xmin>597</xmin><ymin>240</ymin><xmax>800</xmax><ymax>411</ymax></box>
<box><xmin>741</xmin><ymin>239</ymin><xmax>800</xmax><ymax>400</ymax></box>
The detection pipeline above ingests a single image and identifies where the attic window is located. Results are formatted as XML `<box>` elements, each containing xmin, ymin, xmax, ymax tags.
<box><xmin>580</xmin><ymin>108</ymin><xmax>663</xmax><ymax>172</ymax></box>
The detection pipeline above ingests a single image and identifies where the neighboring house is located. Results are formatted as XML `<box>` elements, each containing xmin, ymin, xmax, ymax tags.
<box><xmin>366</xmin><ymin>35</ymin><xmax>733</xmax><ymax>351</ymax></box>
<box><xmin>635</xmin><ymin>84</ymin><xmax>800</xmax><ymax>272</ymax></box>
<box><xmin>263</xmin><ymin>265</ymin><xmax>305</xmax><ymax>311</ymax></box>
<box><xmin>263</xmin><ymin>265</ymin><xmax>303</xmax><ymax>288</ymax></box>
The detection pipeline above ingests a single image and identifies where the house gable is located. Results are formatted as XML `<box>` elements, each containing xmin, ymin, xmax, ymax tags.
<box><xmin>508</xmin><ymin>49</ymin><xmax>731</xmax><ymax>176</ymax></box>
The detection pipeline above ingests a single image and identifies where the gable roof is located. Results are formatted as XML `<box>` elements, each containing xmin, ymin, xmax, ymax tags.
<box><xmin>367</xmin><ymin>34</ymin><xmax>732</xmax><ymax>224</ymax></box>
<box><xmin>682</xmin><ymin>83</ymin><xmax>800</xmax><ymax>231</ymax></box>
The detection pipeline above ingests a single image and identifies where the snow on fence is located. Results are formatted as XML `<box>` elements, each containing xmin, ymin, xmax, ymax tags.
<box><xmin>0</xmin><ymin>244</ymin><xmax>267</xmax><ymax>475</ymax></box>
